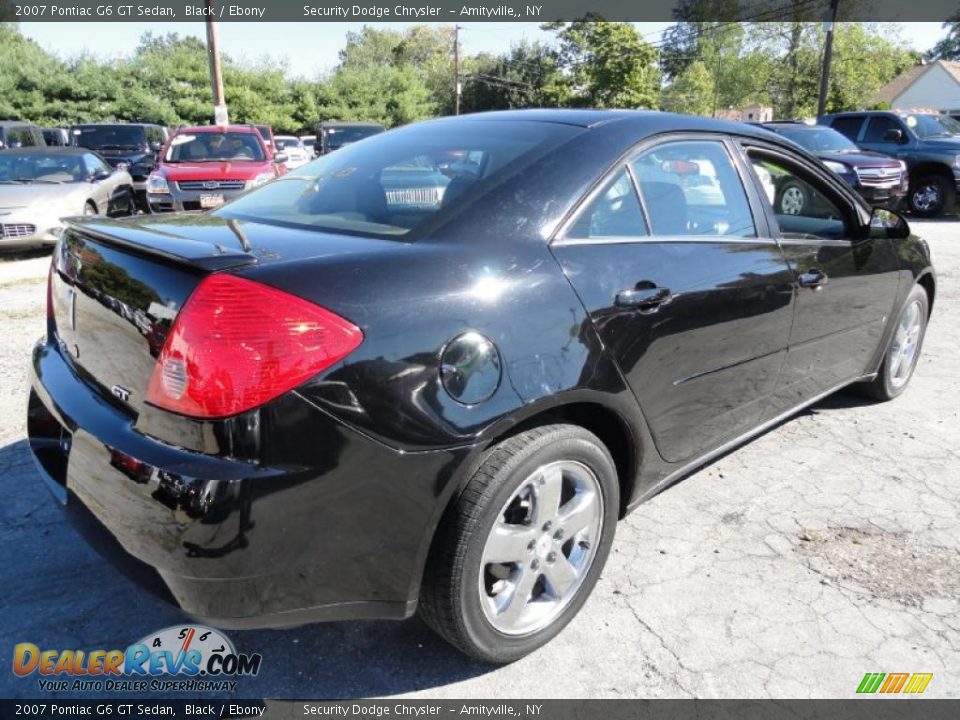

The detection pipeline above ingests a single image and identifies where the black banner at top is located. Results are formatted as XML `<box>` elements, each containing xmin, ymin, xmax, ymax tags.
<box><xmin>1</xmin><ymin>0</ymin><xmax>959</xmax><ymax>23</ymax></box>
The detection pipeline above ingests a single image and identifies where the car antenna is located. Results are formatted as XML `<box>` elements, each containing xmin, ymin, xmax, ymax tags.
<box><xmin>226</xmin><ymin>217</ymin><xmax>252</xmax><ymax>253</ymax></box>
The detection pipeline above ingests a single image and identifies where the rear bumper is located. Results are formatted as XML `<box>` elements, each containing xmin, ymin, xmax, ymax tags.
<box><xmin>28</xmin><ymin>337</ymin><xmax>470</xmax><ymax>627</ymax></box>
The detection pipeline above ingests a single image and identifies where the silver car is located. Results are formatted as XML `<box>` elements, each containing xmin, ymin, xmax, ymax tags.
<box><xmin>0</xmin><ymin>147</ymin><xmax>135</xmax><ymax>250</ymax></box>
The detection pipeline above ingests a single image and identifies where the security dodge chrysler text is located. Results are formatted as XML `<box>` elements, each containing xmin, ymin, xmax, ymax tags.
<box><xmin>28</xmin><ymin>111</ymin><xmax>935</xmax><ymax>662</ymax></box>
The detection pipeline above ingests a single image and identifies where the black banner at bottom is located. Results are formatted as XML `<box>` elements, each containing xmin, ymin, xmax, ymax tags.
<box><xmin>2</xmin><ymin>700</ymin><xmax>960</xmax><ymax>720</ymax></box>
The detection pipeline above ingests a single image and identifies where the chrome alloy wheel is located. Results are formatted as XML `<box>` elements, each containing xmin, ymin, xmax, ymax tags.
<box><xmin>780</xmin><ymin>185</ymin><xmax>805</xmax><ymax>215</ymax></box>
<box><xmin>912</xmin><ymin>183</ymin><xmax>941</xmax><ymax>213</ymax></box>
<box><xmin>478</xmin><ymin>460</ymin><xmax>603</xmax><ymax>636</ymax></box>
<box><xmin>889</xmin><ymin>299</ymin><xmax>923</xmax><ymax>389</ymax></box>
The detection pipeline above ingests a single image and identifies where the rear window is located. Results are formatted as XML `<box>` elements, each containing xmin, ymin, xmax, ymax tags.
<box><xmin>166</xmin><ymin>132</ymin><xmax>266</xmax><ymax>162</ymax></box>
<box><xmin>217</xmin><ymin>120</ymin><xmax>579</xmax><ymax>238</ymax></box>
<box><xmin>73</xmin><ymin>125</ymin><xmax>146</xmax><ymax>150</ymax></box>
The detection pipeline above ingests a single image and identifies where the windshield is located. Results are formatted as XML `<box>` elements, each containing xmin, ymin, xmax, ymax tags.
<box><xmin>0</xmin><ymin>153</ymin><xmax>87</xmax><ymax>183</ymax></box>
<box><xmin>323</xmin><ymin>126</ymin><xmax>383</xmax><ymax>147</ymax></box>
<box><xmin>165</xmin><ymin>132</ymin><xmax>266</xmax><ymax>162</ymax></box>
<box><xmin>904</xmin><ymin>113</ymin><xmax>960</xmax><ymax>138</ymax></box>
<box><xmin>778</xmin><ymin>126</ymin><xmax>859</xmax><ymax>153</ymax></box>
<box><xmin>72</xmin><ymin>126</ymin><xmax>145</xmax><ymax>150</ymax></box>
<box><xmin>217</xmin><ymin>120</ymin><xmax>579</xmax><ymax>238</ymax></box>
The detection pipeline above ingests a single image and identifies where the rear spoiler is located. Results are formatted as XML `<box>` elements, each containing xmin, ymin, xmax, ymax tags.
<box><xmin>63</xmin><ymin>217</ymin><xmax>259</xmax><ymax>273</ymax></box>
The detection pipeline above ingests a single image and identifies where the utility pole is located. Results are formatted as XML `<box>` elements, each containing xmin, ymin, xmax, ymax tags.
<box><xmin>817</xmin><ymin>0</ymin><xmax>840</xmax><ymax>119</ymax></box>
<box><xmin>206</xmin><ymin>0</ymin><xmax>228</xmax><ymax>125</ymax></box>
<box><xmin>453</xmin><ymin>24</ymin><xmax>462</xmax><ymax>115</ymax></box>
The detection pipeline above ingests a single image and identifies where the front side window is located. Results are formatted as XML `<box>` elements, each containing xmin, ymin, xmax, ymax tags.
<box><xmin>165</xmin><ymin>132</ymin><xmax>266</xmax><ymax>163</ymax></box>
<box><xmin>863</xmin><ymin>116</ymin><xmax>905</xmax><ymax>143</ymax></box>
<box><xmin>748</xmin><ymin>152</ymin><xmax>849</xmax><ymax>240</ymax></box>
<box><xmin>630</xmin><ymin>140</ymin><xmax>755</xmax><ymax>237</ymax></box>
<box><xmin>566</xmin><ymin>168</ymin><xmax>647</xmax><ymax>240</ymax></box>
<box><xmin>217</xmin><ymin>121</ymin><xmax>579</xmax><ymax>238</ymax></box>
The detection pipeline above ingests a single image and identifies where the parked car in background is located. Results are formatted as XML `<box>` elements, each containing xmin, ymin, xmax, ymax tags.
<box><xmin>819</xmin><ymin>110</ymin><xmax>960</xmax><ymax>217</ymax></box>
<box><xmin>301</xmin><ymin>134</ymin><xmax>317</xmax><ymax>156</ymax></box>
<box><xmin>0</xmin><ymin>147</ymin><xmax>134</xmax><ymax>250</ymax></box>
<box><xmin>29</xmin><ymin>111</ymin><xmax>934</xmax><ymax>664</ymax></box>
<box><xmin>71</xmin><ymin>123</ymin><xmax>167</xmax><ymax>213</ymax></box>
<box><xmin>145</xmin><ymin>125</ymin><xmax>286</xmax><ymax>212</ymax></box>
<box><xmin>274</xmin><ymin>135</ymin><xmax>311</xmax><ymax>169</ymax></box>
<box><xmin>317</xmin><ymin>121</ymin><xmax>385</xmax><ymax>154</ymax></box>
<box><xmin>42</xmin><ymin>128</ymin><xmax>72</xmax><ymax>147</ymax></box>
<box><xmin>254</xmin><ymin>124</ymin><xmax>276</xmax><ymax>154</ymax></box>
<box><xmin>0</xmin><ymin>121</ymin><xmax>46</xmax><ymax>149</ymax></box>
<box><xmin>759</xmin><ymin>122</ymin><xmax>908</xmax><ymax>212</ymax></box>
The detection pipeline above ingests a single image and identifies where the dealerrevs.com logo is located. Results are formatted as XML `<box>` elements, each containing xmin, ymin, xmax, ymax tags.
<box><xmin>12</xmin><ymin>625</ymin><xmax>262</xmax><ymax>693</ymax></box>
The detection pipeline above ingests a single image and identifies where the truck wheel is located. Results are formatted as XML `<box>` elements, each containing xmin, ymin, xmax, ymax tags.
<box><xmin>420</xmin><ymin>424</ymin><xmax>619</xmax><ymax>663</ymax></box>
<box><xmin>908</xmin><ymin>174</ymin><xmax>954</xmax><ymax>217</ymax></box>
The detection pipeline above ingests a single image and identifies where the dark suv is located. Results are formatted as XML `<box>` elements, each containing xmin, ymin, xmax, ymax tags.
<box><xmin>760</xmin><ymin>122</ymin><xmax>907</xmax><ymax>211</ymax></box>
<box><xmin>819</xmin><ymin>110</ymin><xmax>960</xmax><ymax>217</ymax></box>
<box><xmin>70</xmin><ymin>123</ymin><xmax>167</xmax><ymax>212</ymax></box>
<box><xmin>0</xmin><ymin>121</ymin><xmax>46</xmax><ymax>150</ymax></box>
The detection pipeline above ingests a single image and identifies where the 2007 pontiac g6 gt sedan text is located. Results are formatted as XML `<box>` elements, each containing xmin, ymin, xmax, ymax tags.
<box><xmin>28</xmin><ymin>110</ymin><xmax>935</xmax><ymax>662</ymax></box>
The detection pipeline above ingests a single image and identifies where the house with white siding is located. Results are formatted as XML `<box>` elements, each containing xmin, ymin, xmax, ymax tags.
<box><xmin>875</xmin><ymin>60</ymin><xmax>960</xmax><ymax>116</ymax></box>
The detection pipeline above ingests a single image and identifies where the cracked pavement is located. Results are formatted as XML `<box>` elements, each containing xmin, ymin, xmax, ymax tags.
<box><xmin>0</xmin><ymin>222</ymin><xmax>956</xmax><ymax>699</ymax></box>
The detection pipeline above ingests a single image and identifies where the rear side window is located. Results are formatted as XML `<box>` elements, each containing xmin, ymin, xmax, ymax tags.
<box><xmin>567</xmin><ymin>168</ymin><xmax>647</xmax><ymax>240</ymax></box>
<box><xmin>630</xmin><ymin>140</ymin><xmax>755</xmax><ymax>237</ymax></box>
<box><xmin>218</xmin><ymin>120</ymin><xmax>579</xmax><ymax>238</ymax></box>
<box><xmin>829</xmin><ymin>116</ymin><xmax>864</xmax><ymax>141</ymax></box>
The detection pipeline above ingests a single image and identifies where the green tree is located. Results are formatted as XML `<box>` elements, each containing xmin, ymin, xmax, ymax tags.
<box><xmin>543</xmin><ymin>16</ymin><xmax>660</xmax><ymax>109</ymax></box>
<box><xmin>661</xmin><ymin>60</ymin><xmax>715</xmax><ymax>115</ymax></box>
<box><xmin>461</xmin><ymin>41</ymin><xmax>566</xmax><ymax>112</ymax></box>
<box><xmin>928</xmin><ymin>20</ymin><xmax>960</xmax><ymax>60</ymax></box>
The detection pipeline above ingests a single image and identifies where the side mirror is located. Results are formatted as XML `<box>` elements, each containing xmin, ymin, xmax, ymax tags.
<box><xmin>868</xmin><ymin>207</ymin><xmax>910</xmax><ymax>240</ymax></box>
<box><xmin>274</xmin><ymin>153</ymin><xmax>289</xmax><ymax>165</ymax></box>
<box><xmin>150</xmin><ymin>141</ymin><xmax>162</xmax><ymax>152</ymax></box>
<box><xmin>92</xmin><ymin>170</ymin><xmax>112</xmax><ymax>182</ymax></box>
<box><xmin>883</xmin><ymin>128</ymin><xmax>905</xmax><ymax>144</ymax></box>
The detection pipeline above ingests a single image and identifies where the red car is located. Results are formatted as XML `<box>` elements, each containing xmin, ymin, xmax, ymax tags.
<box><xmin>145</xmin><ymin>125</ymin><xmax>286</xmax><ymax>212</ymax></box>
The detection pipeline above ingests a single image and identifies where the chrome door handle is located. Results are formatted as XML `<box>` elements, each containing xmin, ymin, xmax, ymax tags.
<box><xmin>615</xmin><ymin>286</ymin><xmax>672</xmax><ymax>312</ymax></box>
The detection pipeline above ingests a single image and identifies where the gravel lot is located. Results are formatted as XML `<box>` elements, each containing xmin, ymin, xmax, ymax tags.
<box><xmin>0</xmin><ymin>221</ymin><xmax>957</xmax><ymax>699</ymax></box>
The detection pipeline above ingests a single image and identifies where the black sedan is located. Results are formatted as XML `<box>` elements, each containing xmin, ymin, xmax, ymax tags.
<box><xmin>28</xmin><ymin>110</ymin><xmax>935</xmax><ymax>663</ymax></box>
<box><xmin>760</xmin><ymin>122</ymin><xmax>909</xmax><ymax>212</ymax></box>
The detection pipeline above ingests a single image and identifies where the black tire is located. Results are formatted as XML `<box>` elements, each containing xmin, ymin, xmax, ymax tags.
<box><xmin>777</xmin><ymin>180</ymin><xmax>808</xmax><ymax>215</ymax></box>
<box><xmin>908</xmin><ymin>174</ymin><xmax>954</xmax><ymax>218</ymax></box>
<box><xmin>420</xmin><ymin>424</ymin><xmax>619</xmax><ymax>663</ymax></box>
<box><xmin>858</xmin><ymin>284</ymin><xmax>929</xmax><ymax>401</ymax></box>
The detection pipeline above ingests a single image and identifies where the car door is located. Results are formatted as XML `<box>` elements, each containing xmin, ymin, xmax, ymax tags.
<box><xmin>858</xmin><ymin>115</ymin><xmax>913</xmax><ymax>159</ymax></box>
<box><xmin>84</xmin><ymin>153</ymin><xmax>126</xmax><ymax>215</ymax></box>
<box><xmin>550</xmin><ymin>136</ymin><xmax>796</xmax><ymax>464</ymax></box>
<box><xmin>738</xmin><ymin>141</ymin><xmax>901</xmax><ymax>417</ymax></box>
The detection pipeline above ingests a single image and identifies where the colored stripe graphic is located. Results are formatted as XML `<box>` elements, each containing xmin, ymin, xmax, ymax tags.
<box><xmin>857</xmin><ymin>672</ymin><xmax>932</xmax><ymax>694</ymax></box>
<box><xmin>903</xmin><ymin>673</ymin><xmax>933</xmax><ymax>694</ymax></box>
<box><xmin>880</xmin><ymin>673</ymin><xmax>909</xmax><ymax>693</ymax></box>
<box><xmin>857</xmin><ymin>673</ymin><xmax>885</xmax><ymax>693</ymax></box>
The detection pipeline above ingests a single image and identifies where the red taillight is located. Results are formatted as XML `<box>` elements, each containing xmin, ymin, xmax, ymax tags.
<box><xmin>145</xmin><ymin>274</ymin><xmax>363</xmax><ymax>419</ymax></box>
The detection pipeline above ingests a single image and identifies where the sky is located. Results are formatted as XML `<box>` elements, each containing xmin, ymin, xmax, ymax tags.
<box><xmin>18</xmin><ymin>21</ymin><xmax>948</xmax><ymax>79</ymax></box>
